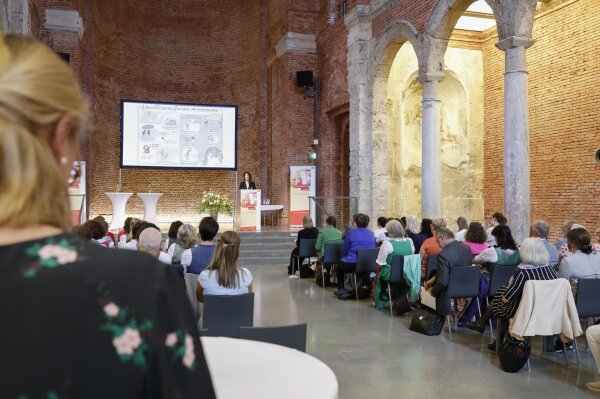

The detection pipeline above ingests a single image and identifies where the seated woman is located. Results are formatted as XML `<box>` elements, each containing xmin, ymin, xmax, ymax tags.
<box><xmin>315</xmin><ymin>216</ymin><xmax>343</xmax><ymax>276</ymax></box>
<box><xmin>557</xmin><ymin>224</ymin><xmax>600</xmax><ymax>261</ymax></box>
<box><xmin>419</xmin><ymin>218</ymin><xmax>445</xmax><ymax>277</ymax></box>
<box><xmin>373</xmin><ymin>216</ymin><xmax>388</xmax><ymax>244</ymax></box>
<box><xmin>412</xmin><ymin>218</ymin><xmax>433</xmax><ymax>254</ymax></box>
<box><xmin>473</xmin><ymin>225</ymin><xmax>520</xmax><ymax>272</ymax></box>
<box><xmin>195</xmin><ymin>231</ymin><xmax>253</xmax><ymax>300</ymax></box>
<box><xmin>118</xmin><ymin>217</ymin><xmax>142</xmax><ymax>249</ymax></box>
<box><xmin>558</xmin><ymin>227</ymin><xmax>600</xmax><ymax>287</ymax></box>
<box><xmin>182</xmin><ymin>216</ymin><xmax>220</xmax><ymax>275</ymax></box>
<box><xmin>404</xmin><ymin>215</ymin><xmax>420</xmax><ymax>253</ymax></box>
<box><xmin>374</xmin><ymin>220</ymin><xmax>415</xmax><ymax>309</ymax></box>
<box><xmin>118</xmin><ymin>216</ymin><xmax>132</xmax><ymax>245</ymax></box>
<box><xmin>335</xmin><ymin>213</ymin><xmax>376</xmax><ymax>295</ymax></box>
<box><xmin>288</xmin><ymin>215</ymin><xmax>319</xmax><ymax>275</ymax></box>
<box><xmin>163</xmin><ymin>220</ymin><xmax>183</xmax><ymax>253</ymax></box>
<box><xmin>168</xmin><ymin>224</ymin><xmax>197</xmax><ymax>264</ymax></box>
<box><xmin>463</xmin><ymin>222</ymin><xmax>488</xmax><ymax>256</ymax></box>
<box><xmin>467</xmin><ymin>237</ymin><xmax>557</xmax><ymax>350</ymax></box>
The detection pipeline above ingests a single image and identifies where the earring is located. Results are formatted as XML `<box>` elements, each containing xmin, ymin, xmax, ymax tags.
<box><xmin>60</xmin><ymin>157</ymin><xmax>68</xmax><ymax>166</ymax></box>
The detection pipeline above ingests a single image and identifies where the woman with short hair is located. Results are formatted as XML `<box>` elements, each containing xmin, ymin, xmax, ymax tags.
<box><xmin>168</xmin><ymin>224</ymin><xmax>198</xmax><ymax>264</ymax></box>
<box><xmin>163</xmin><ymin>220</ymin><xmax>183</xmax><ymax>252</ymax></box>
<box><xmin>288</xmin><ymin>215</ymin><xmax>319</xmax><ymax>275</ymax></box>
<box><xmin>0</xmin><ymin>35</ymin><xmax>214</xmax><ymax>396</ymax></box>
<box><xmin>463</xmin><ymin>222</ymin><xmax>488</xmax><ymax>256</ymax></box>
<box><xmin>419</xmin><ymin>218</ymin><xmax>446</xmax><ymax>276</ymax></box>
<box><xmin>473</xmin><ymin>225</ymin><xmax>520</xmax><ymax>269</ymax></box>
<box><xmin>558</xmin><ymin>228</ymin><xmax>600</xmax><ymax>285</ymax></box>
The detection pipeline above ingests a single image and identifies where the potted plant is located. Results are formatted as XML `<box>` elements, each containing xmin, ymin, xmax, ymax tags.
<box><xmin>198</xmin><ymin>191</ymin><xmax>232</xmax><ymax>221</ymax></box>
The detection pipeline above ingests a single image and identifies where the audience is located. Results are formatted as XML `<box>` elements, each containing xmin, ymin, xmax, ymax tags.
<box><xmin>473</xmin><ymin>225</ymin><xmax>520</xmax><ymax>270</ymax></box>
<box><xmin>455</xmin><ymin>216</ymin><xmax>468</xmax><ymax>241</ymax></box>
<box><xmin>315</xmin><ymin>215</ymin><xmax>343</xmax><ymax>265</ymax></box>
<box><xmin>118</xmin><ymin>216</ymin><xmax>132</xmax><ymax>246</ymax></box>
<box><xmin>555</xmin><ymin>220</ymin><xmax>575</xmax><ymax>250</ymax></box>
<box><xmin>486</xmin><ymin>212</ymin><xmax>507</xmax><ymax>246</ymax></box>
<box><xmin>530</xmin><ymin>220</ymin><xmax>559</xmax><ymax>268</ymax></box>
<box><xmin>182</xmin><ymin>217</ymin><xmax>219</xmax><ymax>274</ymax></box>
<box><xmin>168</xmin><ymin>224</ymin><xmax>197</xmax><ymax>264</ymax></box>
<box><xmin>335</xmin><ymin>213</ymin><xmax>376</xmax><ymax>295</ymax></box>
<box><xmin>78</xmin><ymin>219</ymin><xmax>110</xmax><ymax>247</ymax></box>
<box><xmin>373</xmin><ymin>216</ymin><xmax>389</xmax><ymax>244</ymax></box>
<box><xmin>405</xmin><ymin>215</ymin><xmax>420</xmax><ymax>252</ymax></box>
<box><xmin>138</xmin><ymin>227</ymin><xmax>164</xmax><ymax>259</ymax></box>
<box><xmin>463</xmin><ymin>222</ymin><xmax>488</xmax><ymax>256</ymax></box>
<box><xmin>119</xmin><ymin>217</ymin><xmax>142</xmax><ymax>249</ymax></box>
<box><xmin>412</xmin><ymin>218</ymin><xmax>433</xmax><ymax>254</ymax></box>
<box><xmin>195</xmin><ymin>231</ymin><xmax>252</xmax><ymax>301</ymax></box>
<box><xmin>468</xmin><ymin>238</ymin><xmax>557</xmax><ymax>351</ymax></box>
<box><xmin>288</xmin><ymin>215</ymin><xmax>319</xmax><ymax>275</ymax></box>
<box><xmin>164</xmin><ymin>220</ymin><xmax>183</xmax><ymax>253</ymax></box>
<box><xmin>419</xmin><ymin>218</ymin><xmax>445</xmax><ymax>276</ymax></box>
<box><xmin>0</xmin><ymin>35</ymin><xmax>213</xmax><ymax>396</ymax></box>
<box><xmin>558</xmin><ymin>224</ymin><xmax>600</xmax><ymax>261</ymax></box>
<box><xmin>93</xmin><ymin>215</ymin><xmax>115</xmax><ymax>245</ymax></box>
<box><xmin>558</xmin><ymin>228</ymin><xmax>600</xmax><ymax>286</ymax></box>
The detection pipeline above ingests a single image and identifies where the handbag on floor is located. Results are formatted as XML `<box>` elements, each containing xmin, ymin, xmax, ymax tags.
<box><xmin>409</xmin><ymin>307</ymin><xmax>445</xmax><ymax>336</ymax></box>
<box><xmin>499</xmin><ymin>335</ymin><xmax>530</xmax><ymax>373</ymax></box>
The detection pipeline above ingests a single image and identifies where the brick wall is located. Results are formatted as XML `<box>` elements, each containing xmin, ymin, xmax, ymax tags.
<box><xmin>483</xmin><ymin>0</ymin><xmax>600</xmax><ymax>240</ymax></box>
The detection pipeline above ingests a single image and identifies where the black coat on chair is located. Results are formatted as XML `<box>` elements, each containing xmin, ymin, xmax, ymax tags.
<box><xmin>430</xmin><ymin>240</ymin><xmax>473</xmax><ymax>315</ymax></box>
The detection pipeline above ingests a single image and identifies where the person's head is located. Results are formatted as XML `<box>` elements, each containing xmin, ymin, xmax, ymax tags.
<box><xmin>80</xmin><ymin>220</ymin><xmax>105</xmax><ymax>240</ymax></box>
<box><xmin>177</xmin><ymin>224</ymin><xmax>198</xmax><ymax>250</ymax></box>
<box><xmin>199</xmin><ymin>216</ymin><xmax>219</xmax><ymax>242</ymax></box>
<box><xmin>530</xmin><ymin>220</ymin><xmax>550</xmax><ymax>239</ymax></box>
<box><xmin>457</xmin><ymin>216</ymin><xmax>468</xmax><ymax>231</ymax></box>
<box><xmin>519</xmin><ymin>237</ymin><xmax>550</xmax><ymax>266</ymax></box>
<box><xmin>435</xmin><ymin>227</ymin><xmax>455</xmax><ymax>247</ymax></box>
<box><xmin>465</xmin><ymin>222</ymin><xmax>487</xmax><ymax>244</ymax></box>
<box><xmin>123</xmin><ymin>217</ymin><xmax>133</xmax><ymax>233</ymax></box>
<box><xmin>385</xmin><ymin>219</ymin><xmax>405</xmax><ymax>239</ymax></box>
<box><xmin>302</xmin><ymin>215</ymin><xmax>314</xmax><ymax>229</ymax></box>
<box><xmin>405</xmin><ymin>215</ymin><xmax>419</xmax><ymax>234</ymax></box>
<box><xmin>420</xmin><ymin>218</ymin><xmax>433</xmax><ymax>237</ymax></box>
<box><xmin>168</xmin><ymin>220</ymin><xmax>183</xmax><ymax>240</ymax></box>
<box><xmin>92</xmin><ymin>216</ymin><xmax>109</xmax><ymax>236</ymax></box>
<box><xmin>129</xmin><ymin>218</ymin><xmax>143</xmax><ymax>240</ymax></box>
<box><xmin>561</xmin><ymin>220</ymin><xmax>576</xmax><ymax>237</ymax></box>
<box><xmin>596</xmin><ymin>226</ymin><xmax>600</xmax><ymax>243</ymax></box>
<box><xmin>244</xmin><ymin>172</ymin><xmax>251</xmax><ymax>182</ymax></box>
<box><xmin>138</xmin><ymin>227</ymin><xmax>163</xmax><ymax>258</ymax></box>
<box><xmin>491</xmin><ymin>212</ymin><xmax>507</xmax><ymax>226</ymax></box>
<box><xmin>430</xmin><ymin>218</ymin><xmax>446</xmax><ymax>236</ymax></box>
<box><xmin>0</xmin><ymin>35</ymin><xmax>89</xmax><ymax>230</ymax></box>
<box><xmin>567</xmin><ymin>228</ymin><xmax>593</xmax><ymax>255</ymax></box>
<box><xmin>400</xmin><ymin>217</ymin><xmax>407</xmax><ymax>230</ymax></box>
<box><xmin>377</xmin><ymin>216</ymin><xmax>388</xmax><ymax>229</ymax></box>
<box><xmin>353</xmin><ymin>213</ymin><xmax>369</xmax><ymax>228</ymax></box>
<box><xmin>207</xmin><ymin>231</ymin><xmax>243</xmax><ymax>288</ymax></box>
<box><xmin>491</xmin><ymin>225</ymin><xmax>518</xmax><ymax>250</ymax></box>
<box><xmin>325</xmin><ymin>216</ymin><xmax>337</xmax><ymax>228</ymax></box>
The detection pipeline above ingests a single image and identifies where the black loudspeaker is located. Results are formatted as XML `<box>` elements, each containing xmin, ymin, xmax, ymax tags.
<box><xmin>596</xmin><ymin>149</ymin><xmax>600</xmax><ymax>164</ymax></box>
<box><xmin>296</xmin><ymin>70</ymin><xmax>314</xmax><ymax>88</ymax></box>
<box><xmin>57</xmin><ymin>52</ymin><xmax>71</xmax><ymax>64</ymax></box>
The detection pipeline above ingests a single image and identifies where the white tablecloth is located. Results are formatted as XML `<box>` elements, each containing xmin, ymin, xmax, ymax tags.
<box><xmin>201</xmin><ymin>336</ymin><xmax>338</xmax><ymax>399</ymax></box>
<box><xmin>260</xmin><ymin>204</ymin><xmax>283</xmax><ymax>212</ymax></box>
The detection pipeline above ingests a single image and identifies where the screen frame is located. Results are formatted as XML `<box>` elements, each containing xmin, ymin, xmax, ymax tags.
<box><xmin>119</xmin><ymin>99</ymin><xmax>238</xmax><ymax>171</ymax></box>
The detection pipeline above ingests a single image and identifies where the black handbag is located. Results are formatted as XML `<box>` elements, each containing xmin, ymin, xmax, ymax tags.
<box><xmin>392</xmin><ymin>294</ymin><xmax>412</xmax><ymax>315</ymax></box>
<box><xmin>409</xmin><ymin>307</ymin><xmax>445</xmax><ymax>336</ymax></box>
<box><xmin>500</xmin><ymin>335</ymin><xmax>531</xmax><ymax>373</ymax></box>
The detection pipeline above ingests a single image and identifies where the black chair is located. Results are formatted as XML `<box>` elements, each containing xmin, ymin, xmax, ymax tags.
<box><xmin>202</xmin><ymin>293</ymin><xmax>254</xmax><ymax>338</ymax></box>
<box><xmin>446</xmin><ymin>266</ymin><xmax>482</xmax><ymax>337</ymax></box>
<box><xmin>322</xmin><ymin>242</ymin><xmax>343</xmax><ymax>287</ymax></box>
<box><xmin>387</xmin><ymin>255</ymin><xmax>404</xmax><ymax>316</ymax></box>
<box><xmin>575</xmin><ymin>278</ymin><xmax>600</xmax><ymax>363</ymax></box>
<box><xmin>239</xmin><ymin>323</ymin><xmax>308</xmax><ymax>352</ymax></box>
<box><xmin>290</xmin><ymin>238</ymin><xmax>318</xmax><ymax>279</ymax></box>
<box><xmin>485</xmin><ymin>265</ymin><xmax>517</xmax><ymax>340</ymax></box>
<box><xmin>353</xmin><ymin>248</ymin><xmax>380</xmax><ymax>301</ymax></box>
<box><xmin>426</xmin><ymin>254</ymin><xmax>438</xmax><ymax>280</ymax></box>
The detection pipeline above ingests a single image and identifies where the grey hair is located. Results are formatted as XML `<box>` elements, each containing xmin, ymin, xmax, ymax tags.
<box><xmin>385</xmin><ymin>219</ymin><xmax>406</xmax><ymax>239</ymax></box>
<box><xmin>431</xmin><ymin>218</ymin><xmax>447</xmax><ymax>230</ymax></box>
<box><xmin>405</xmin><ymin>215</ymin><xmax>419</xmax><ymax>234</ymax></box>
<box><xmin>531</xmin><ymin>220</ymin><xmax>550</xmax><ymax>238</ymax></box>
<box><xmin>457</xmin><ymin>216</ymin><xmax>468</xmax><ymax>230</ymax></box>
<box><xmin>177</xmin><ymin>224</ymin><xmax>198</xmax><ymax>249</ymax></box>
<box><xmin>519</xmin><ymin>237</ymin><xmax>550</xmax><ymax>266</ymax></box>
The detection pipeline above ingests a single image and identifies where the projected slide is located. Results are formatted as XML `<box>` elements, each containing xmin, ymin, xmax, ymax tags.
<box><xmin>120</xmin><ymin>100</ymin><xmax>237</xmax><ymax>169</ymax></box>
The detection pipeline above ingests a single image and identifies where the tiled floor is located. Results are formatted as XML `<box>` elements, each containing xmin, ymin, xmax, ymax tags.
<box><xmin>247</xmin><ymin>265</ymin><xmax>599</xmax><ymax>398</ymax></box>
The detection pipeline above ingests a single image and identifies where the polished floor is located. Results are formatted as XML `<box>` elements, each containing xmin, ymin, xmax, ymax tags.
<box><xmin>246</xmin><ymin>265</ymin><xmax>599</xmax><ymax>398</ymax></box>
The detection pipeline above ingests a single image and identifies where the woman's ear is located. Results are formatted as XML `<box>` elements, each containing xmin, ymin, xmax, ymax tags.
<box><xmin>50</xmin><ymin>114</ymin><xmax>79</xmax><ymax>178</ymax></box>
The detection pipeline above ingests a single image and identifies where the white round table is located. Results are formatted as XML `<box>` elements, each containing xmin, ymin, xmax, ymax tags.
<box><xmin>201</xmin><ymin>336</ymin><xmax>338</xmax><ymax>399</ymax></box>
<box><xmin>137</xmin><ymin>192</ymin><xmax>163</xmax><ymax>225</ymax></box>
<box><xmin>105</xmin><ymin>192</ymin><xmax>133</xmax><ymax>231</ymax></box>
<box><xmin>260</xmin><ymin>204</ymin><xmax>283</xmax><ymax>226</ymax></box>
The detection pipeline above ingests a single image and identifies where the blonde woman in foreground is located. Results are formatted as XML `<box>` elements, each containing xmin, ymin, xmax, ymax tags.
<box><xmin>0</xmin><ymin>35</ymin><xmax>215</xmax><ymax>397</ymax></box>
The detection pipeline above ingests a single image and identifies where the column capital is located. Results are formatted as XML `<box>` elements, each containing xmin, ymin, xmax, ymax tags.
<box><xmin>416</xmin><ymin>72</ymin><xmax>445</xmax><ymax>84</ymax></box>
<box><xmin>496</xmin><ymin>36</ymin><xmax>535</xmax><ymax>51</ymax></box>
<box><xmin>344</xmin><ymin>5</ymin><xmax>370</xmax><ymax>29</ymax></box>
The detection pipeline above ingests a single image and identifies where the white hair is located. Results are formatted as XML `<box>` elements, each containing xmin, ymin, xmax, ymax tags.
<box><xmin>385</xmin><ymin>219</ymin><xmax>405</xmax><ymax>239</ymax></box>
<box><xmin>519</xmin><ymin>237</ymin><xmax>550</xmax><ymax>266</ymax></box>
<box><xmin>405</xmin><ymin>215</ymin><xmax>419</xmax><ymax>234</ymax></box>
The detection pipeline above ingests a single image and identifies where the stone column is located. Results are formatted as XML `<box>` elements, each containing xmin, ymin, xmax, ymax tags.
<box><xmin>496</xmin><ymin>36</ymin><xmax>535</xmax><ymax>244</ymax></box>
<box><xmin>417</xmin><ymin>72</ymin><xmax>445</xmax><ymax>218</ymax></box>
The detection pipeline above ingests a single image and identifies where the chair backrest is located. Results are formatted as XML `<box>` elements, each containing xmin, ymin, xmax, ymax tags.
<box><xmin>323</xmin><ymin>242</ymin><xmax>343</xmax><ymax>264</ymax></box>
<box><xmin>356</xmin><ymin>248</ymin><xmax>380</xmax><ymax>274</ymax></box>
<box><xmin>447</xmin><ymin>266</ymin><xmax>480</xmax><ymax>298</ymax></box>
<box><xmin>426</xmin><ymin>255</ymin><xmax>438</xmax><ymax>279</ymax></box>
<box><xmin>239</xmin><ymin>324</ymin><xmax>307</xmax><ymax>352</ymax></box>
<box><xmin>298</xmin><ymin>238</ymin><xmax>318</xmax><ymax>258</ymax></box>
<box><xmin>489</xmin><ymin>265</ymin><xmax>517</xmax><ymax>296</ymax></box>
<box><xmin>184</xmin><ymin>272</ymin><xmax>201</xmax><ymax>320</ymax></box>
<box><xmin>202</xmin><ymin>293</ymin><xmax>254</xmax><ymax>338</ymax></box>
<box><xmin>576</xmin><ymin>278</ymin><xmax>600</xmax><ymax>318</ymax></box>
<box><xmin>389</xmin><ymin>255</ymin><xmax>404</xmax><ymax>284</ymax></box>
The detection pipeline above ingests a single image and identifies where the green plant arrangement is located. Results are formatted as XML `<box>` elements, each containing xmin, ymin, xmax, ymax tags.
<box><xmin>197</xmin><ymin>190</ymin><xmax>232</xmax><ymax>217</ymax></box>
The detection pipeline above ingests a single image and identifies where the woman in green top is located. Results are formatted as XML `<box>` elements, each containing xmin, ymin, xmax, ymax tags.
<box><xmin>374</xmin><ymin>220</ymin><xmax>414</xmax><ymax>309</ymax></box>
<box><xmin>473</xmin><ymin>225</ymin><xmax>520</xmax><ymax>274</ymax></box>
<box><xmin>315</xmin><ymin>216</ymin><xmax>343</xmax><ymax>260</ymax></box>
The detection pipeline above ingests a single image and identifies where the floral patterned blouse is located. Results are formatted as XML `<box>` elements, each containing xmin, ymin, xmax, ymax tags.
<box><xmin>0</xmin><ymin>234</ymin><xmax>215</xmax><ymax>398</ymax></box>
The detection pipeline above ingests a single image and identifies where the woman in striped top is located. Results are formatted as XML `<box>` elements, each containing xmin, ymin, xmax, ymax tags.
<box><xmin>467</xmin><ymin>237</ymin><xmax>557</xmax><ymax>347</ymax></box>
